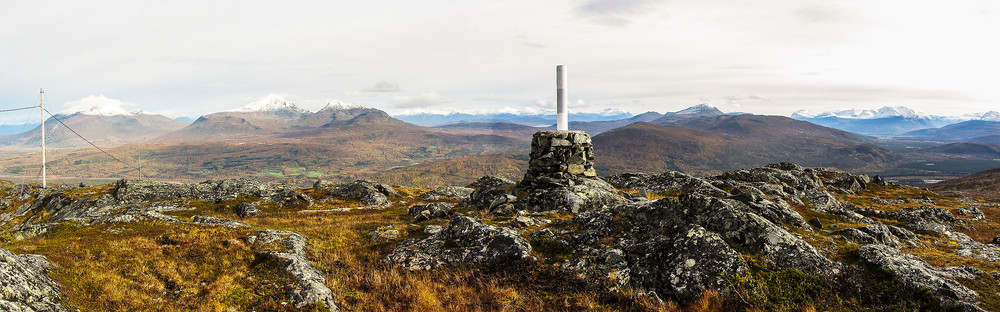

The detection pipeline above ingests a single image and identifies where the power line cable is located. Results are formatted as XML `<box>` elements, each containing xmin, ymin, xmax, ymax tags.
<box><xmin>41</xmin><ymin>108</ymin><xmax>140</xmax><ymax>172</ymax></box>
<box><xmin>0</xmin><ymin>105</ymin><xmax>39</xmax><ymax>113</ymax></box>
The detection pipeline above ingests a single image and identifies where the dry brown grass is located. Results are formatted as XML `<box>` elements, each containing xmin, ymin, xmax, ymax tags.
<box><xmin>2</xmin><ymin>186</ymin><xmax>684</xmax><ymax>311</ymax></box>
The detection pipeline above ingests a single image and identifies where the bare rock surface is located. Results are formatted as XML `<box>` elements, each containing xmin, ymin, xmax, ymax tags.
<box><xmin>0</xmin><ymin>247</ymin><xmax>68</xmax><ymax>312</ymax></box>
<box><xmin>859</xmin><ymin>244</ymin><xmax>985</xmax><ymax>311</ymax></box>
<box><xmin>419</xmin><ymin>186</ymin><xmax>474</xmax><ymax>201</ymax></box>
<box><xmin>386</xmin><ymin>216</ymin><xmax>531</xmax><ymax>271</ymax></box>
<box><xmin>408</xmin><ymin>202</ymin><xmax>453</xmax><ymax>222</ymax></box>
<box><xmin>315</xmin><ymin>179</ymin><xmax>399</xmax><ymax>207</ymax></box>
<box><xmin>250</xmin><ymin>229</ymin><xmax>338</xmax><ymax>312</ymax></box>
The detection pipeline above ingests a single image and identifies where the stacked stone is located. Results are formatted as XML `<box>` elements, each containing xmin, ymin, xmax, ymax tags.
<box><xmin>521</xmin><ymin>130</ymin><xmax>597</xmax><ymax>187</ymax></box>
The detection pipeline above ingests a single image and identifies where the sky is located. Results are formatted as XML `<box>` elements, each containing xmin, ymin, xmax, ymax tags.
<box><xmin>1</xmin><ymin>0</ymin><xmax>998</xmax><ymax>124</ymax></box>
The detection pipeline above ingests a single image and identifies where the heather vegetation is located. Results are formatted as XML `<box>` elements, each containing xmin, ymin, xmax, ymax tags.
<box><xmin>1</xmin><ymin>156</ymin><xmax>999</xmax><ymax>311</ymax></box>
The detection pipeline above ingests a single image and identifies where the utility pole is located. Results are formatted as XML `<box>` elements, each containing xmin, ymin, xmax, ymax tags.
<box><xmin>40</xmin><ymin>88</ymin><xmax>46</xmax><ymax>188</ymax></box>
<box><xmin>556</xmin><ymin>65</ymin><xmax>568</xmax><ymax>131</ymax></box>
<box><xmin>137</xmin><ymin>155</ymin><xmax>141</xmax><ymax>180</ymax></box>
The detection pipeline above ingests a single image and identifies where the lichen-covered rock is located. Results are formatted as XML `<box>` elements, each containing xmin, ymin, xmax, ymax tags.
<box><xmin>715</xmin><ymin>163</ymin><xmax>825</xmax><ymax>191</ymax></box>
<box><xmin>251</xmin><ymin>229</ymin><xmax>338</xmax><ymax>312</ymax></box>
<box><xmin>944</xmin><ymin>231</ymin><xmax>1000</xmax><ymax>262</ymax></box>
<box><xmin>386</xmin><ymin>216</ymin><xmax>531</xmax><ymax>271</ymax></box>
<box><xmin>0</xmin><ymin>247</ymin><xmax>68</xmax><ymax>312</ymax></box>
<box><xmin>800</xmin><ymin>188</ymin><xmax>841</xmax><ymax>211</ymax></box>
<box><xmin>894</xmin><ymin>206</ymin><xmax>962</xmax><ymax>233</ymax></box>
<box><xmin>408</xmin><ymin>202</ymin><xmax>454</xmax><ymax>222</ymax></box>
<box><xmin>234</xmin><ymin>202</ymin><xmax>261</xmax><ymax>217</ymax></box>
<box><xmin>859</xmin><ymin>244</ymin><xmax>984</xmax><ymax>311</ymax></box>
<box><xmin>270</xmin><ymin>189</ymin><xmax>314</xmax><ymax>208</ymax></box>
<box><xmin>369</xmin><ymin>224</ymin><xmax>412</xmax><ymax>242</ymax></box>
<box><xmin>681</xmin><ymin>195</ymin><xmax>841</xmax><ymax>276</ymax></box>
<box><xmin>728</xmin><ymin>191</ymin><xmax>809</xmax><ymax>229</ymax></box>
<box><xmin>419</xmin><ymin>186</ymin><xmax>474</xmax><ymax>201</ymax></box>
<box><xmin>321</xmin><ymin>180</ymin><xmax>398</xmax><ymax>207</ymax></box>
<box><xmin>468</xmin><ymin>176</ymin><xmax>515</xmax><ymax>189</ymax></box>
<box><xmin>604</xmin><ymin>171</ymin><xmax>727</xmax><ymax>197</ymax></box>
<box><xmin>112</xmin><ymin>178</ymin><xmax>276</xmax><ymax>204</ymax></box>
<box><xmin>191</xmin><ymin>215</ymin><xmax>249</xmax><ymax>228</ymax></box>
<box><xmin>955</xmin><ymin>207</ymin><xmax>985</xmax><ymax>221</ymax></box>
<box><xmin>459</xmin><ymin>176</ymin><xmax>516</xmax><ymax>211</ymax></box>
<box><xmin>625</xmin><ymin>225</ymin><xmax>745</xmax><ymax>302</ymax></box>
<box><xmin>837</xmin><ymin>224</ymin><xmax>919</xmax><ymax>248</ymax></box>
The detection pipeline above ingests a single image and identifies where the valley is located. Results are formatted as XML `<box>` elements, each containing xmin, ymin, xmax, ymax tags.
<box><xmin>2</xmin><ymin>101</ymin><xmax>998</xmax><ymax>189</ymax></box>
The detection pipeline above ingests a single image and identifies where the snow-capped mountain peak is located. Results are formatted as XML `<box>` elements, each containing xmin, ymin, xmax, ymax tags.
<box><xmin>60</xmin><ymin>95</ymin><xmax>140</xmax><ymax>116</ymax></box>
<box><xmin>595</xmin><ymin>107</ymin><xmax>629</xmax><ymax>116</ymax></box>
<box><xmin>321</xmin><ymin>99</ymin><xmax>365</xmax><ymax>111</ymax></box>
<box><xmin>675</xmin><ymin>103</ymin><xmax>722</xmax><ymax>115</ymax></box>
<box><xmin>791</xmin><ymin>109</ymin><xmax>816</xmax><ymax>118</ymax></box>
<box><xmin>873</xmin><ymin>106</ymin><xmax>919</xmax><ymax>119</ymax></box>
<box><xmin>233</xmin><ymin>94</ymin><xmax>307</xmax><ymax>113</ymax></box>
<box><xmin>809</xmin><ymin>106</ymin><xmax>924</xmax><ymax>119</ymax></box>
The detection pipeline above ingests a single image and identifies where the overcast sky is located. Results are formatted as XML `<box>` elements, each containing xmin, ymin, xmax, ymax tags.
<box><xmin>1</xmin><ymin>0</ymin><xmax>998</xmax><ymax>123</ymax></box>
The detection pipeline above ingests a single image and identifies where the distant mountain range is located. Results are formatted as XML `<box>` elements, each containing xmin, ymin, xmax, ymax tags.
<box><xmin>0</xmin><ymin>112</ymin><xmax>187</xmax><ymax>148</ymax></box>
<box><xmin>591</xmin><ymin>114</ymin><xmax>894</xmax><ymax>176</ymax></box>
<box><xmin>900</xmin><ymin>120</ymin><xmax>1000</xmax><ymax>142</ymax></box>
<box><xmin>792</xmin><ymin>106</ymin><xmax>999</xmax><ymax>135</ymax></box>
<box><xmin>396</xmin><ymin>109</ymin><xmax>632</xmax><ymax>127</ymax></box>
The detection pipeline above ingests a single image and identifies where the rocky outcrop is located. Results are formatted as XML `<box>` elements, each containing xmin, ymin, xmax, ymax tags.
<box><xmin>315</xmin><ymin>179</ymin><xmax>399</xmax><ymax>207</ymax></box>
<box><xmin>837</xmin><ymin>224</ymin><xmax>920</xmax><ymax>248</ymax></box>
<box><xmin>233</xmin><ymin>202</ymin><xmax>261</xmax><ymax>217</ymax></box>
<box><xmin>714</xmin><ymin>163</ymin><xmax>824</xmax><ymax>191</ymax></box>
<box><xmin>408</xmin><ymin>202</ymin><xmax>453</xmax><ymax>222</ymax></box>
<box><xmin>727</xmin><ymin>191</ymin><xmax>810</xmax><ymax>229</ymax></box>
<box><xmin>944</xmin><ymin>231</ymin><xmax>1000</xmax><ymax>262</ymax></box>
<box><xmin>604</xmin><ymin>171</ymin><xmax>727</xmax><ymax>197</ymax></box>
<box><xmin>559</xmin><ymin>193</ymin><xmax>841</xmax><ymax>302</ymax></box>
<box><xmin>191</xmin><ymin>215</ymin><xmax>249</xmax><ymax>228</ymax></box>
<box><xmin>113</xmin><ymin>179</ymin><xmax>276</xmax><ymax>204</ymax></box>
<box><xmin>625</xmin><ymin>225</ymin><xmax>745</xmax><ymax>301</ymax></box>
<box><xmin>0</xmin><ymin>247</ymin><xmax>68</xmax><ymax>312</ymax></box>
<box><xmin>419</xmin><ymin>186</ymin><xmax>474</xmax><ymax>201</ymax></box>
<box><xmin>386</xmin><ymin>216</ymin><xmax>531</xmax><ymax>271</ymax></box>
<box><xmin>270</xmin><ymin>189</ymin><xmax>314</xmax><ymax>208</ymax></box>
<box><xmin>859</xmin><ymin>244</ymin><xmax>984</xmax><ymax>311</ymax></box>
<box><xmin>250</xmin><ymin>229</ymin><xmax>338</xmax><ymax>312</ymax></box>
<box><xmin>459</xmin><ymin>176</ymin><xmax>516</xmax><ymax>213</ymax></box>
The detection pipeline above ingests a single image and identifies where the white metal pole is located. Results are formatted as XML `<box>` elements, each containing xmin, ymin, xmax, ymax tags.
<box><xmin>556</xmin><ymin>65</ymin><xmax>568</xmax><ymax>131</ymax></box>
<box><xmin>40</xmin><ymin>88</ymin><xmax>46</xmax><ymax>188</ymax></box>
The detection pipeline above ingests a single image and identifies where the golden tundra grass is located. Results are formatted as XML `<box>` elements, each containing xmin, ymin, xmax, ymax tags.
<box><xmin>3</xmin><ymin>185</ymin><xmax>677</xmax><ymax>311</ymax></box>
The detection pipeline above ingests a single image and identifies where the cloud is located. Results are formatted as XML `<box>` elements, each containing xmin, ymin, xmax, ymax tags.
<box><xmin>393</xmin><ymin>92</ymin><xmax>451</xmax><ymax>108</ymax></box>
<box><xmin>473</xmin><ymin>94</ymin><xmax>504</xmax><ymax>101</ymax></box>
<box><xmin>794</xmin><ymin>6</ymin><xmax>846</xmax><ymax>24</ymax></box>
<box><xmin>60</xmin><ymin>95</ymin><xmax>137</xmax><ymax>116</ymax></box>
<box><xmin>572</xmin><ymin>0</ymin><xmax>663</xmax><ymax>26</ymax></box>
<box><xmin>363</xmin><ymin>81</ymin><xmax>401</xmax><ymax>93</ymax></box>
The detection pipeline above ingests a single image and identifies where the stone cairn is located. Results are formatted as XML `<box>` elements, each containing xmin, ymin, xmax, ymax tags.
<box><xmin>519</xmin><ymin>130</ymin><xmax>597</xmax><ymax>188</ymax></box>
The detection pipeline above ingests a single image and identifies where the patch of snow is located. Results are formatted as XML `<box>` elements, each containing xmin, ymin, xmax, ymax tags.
<box><xmin>674</xmin><ymin>104</ymin><xmax>721</xmax><ymax>115</ymax></box>
<box><xmin>595</xmin><ymin>107</ymin><xmax>628</xmax><ymax>116</ymax></box>
<box><xmin>320</xmin><ymin>99</ymin><xmax>365</xmax><ymax>111</ymax></box>
<box><xmin>232</xmin><ymin>94</ymin><xmax>308</xmax><ymax>113</ymax></box>
<box><xmin>791</xmin><ymin>109</ymin><xmax>816</xmax><ymax>118</ymax></box>
<box><xmin>979</xmin><ymin>111</ymin><xmax>1000</xmax><ymax>121</ymax></box>
<box><xmin>60</xmin><ymin>95</ymin><xmax>139</xmax><ymax>116</ymax></box>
